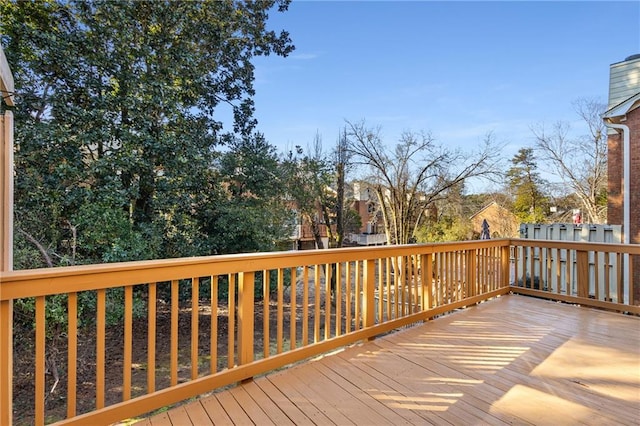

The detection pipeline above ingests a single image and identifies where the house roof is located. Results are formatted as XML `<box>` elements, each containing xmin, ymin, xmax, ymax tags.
<box><xmin>469</xmin><ymin>201</ymin><xmax>508</xmax><ymax>220</ymax></box>
<box><xmin>602</xmin><ymin>91</ymin><xmax>640</xmax><ymax>120</ymax></box>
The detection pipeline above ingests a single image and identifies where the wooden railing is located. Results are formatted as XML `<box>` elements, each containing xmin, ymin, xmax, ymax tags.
<box><xmin>0</xmin><ymin>238</ymin><xmax>638</xmax><ymax>425</ymax></box>
<box><xmin>510</xmin><ymin>239</ymin><xmax>640</xmax><ymax>313</ymax></box>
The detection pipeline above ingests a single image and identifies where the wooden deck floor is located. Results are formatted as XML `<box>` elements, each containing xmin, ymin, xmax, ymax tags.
<box><xmin>139</xmin><ymin>294</ymin><xmax>640</xmax><ymax>425</ymax></box>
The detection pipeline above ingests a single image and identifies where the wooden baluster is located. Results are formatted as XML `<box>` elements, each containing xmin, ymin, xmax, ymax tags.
<box><xmin>324</xmin><ymin>264</ymin><xmax>331</xmax><ymax>340</ymax></box>
<box><xmin>191</xmin><ymin>277</ymin><xmax>199</xmax><ymax>380</ymax></box>
<box><xmin>96</xmin><ymin>289</ymin><xmax>106</xmax><ymax>409</ymax></box>
<box><xmin>123</xmin><ymin>285</ymin><xmax>133</xmax><ymax>400</ymax></box>
<box><xmin>210</xmin><ymin>276</ymin><xmax>218</xmax><ymax>374</ymax></box>
<box><xmin>35</xmin><ymin>296</ymin><xmax>45</xmax><ymax>426</ymax></box>
<box><xmin>228</xmin><ymin>275</ymin><xmax>236</xmax><ymax>368</ymax></box>
<box><xmin>263</xmin><ymin>270</ymin><xmax>270</xmax><ymax>359</ymax></box>
<box><xmin>67</xmin><ymin>292</ymin><xmax>77</xmax><ymax>418</ymax></box>
<box><xmin>171</xmin><ymin>280</ymin><xmax>179</xmax><ymax>385</ymax></box>
<box><xmin>302</xmin><ymin>266</ymin><xmax>309</xmax><ymax>345</ymax></box>
<box><xmin>290</xmin><ymin>268</ymin><xmax>297</xmax><ymax>349</ymax></box>
<box><xmin>278</xmin><ymin>269</ymin><xmax>284</xmax><ymax>352</ymax></box>
<box><xmin>148</xmin><ymin>283</ymin><xmax>157</xmax><ymax>392</ymax></box>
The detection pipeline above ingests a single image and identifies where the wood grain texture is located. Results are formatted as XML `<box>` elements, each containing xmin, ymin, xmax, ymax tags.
<box><xmin>143</xmin><ymin>294</ymin><xmax>640</xmax><ymax>425</ymax></box>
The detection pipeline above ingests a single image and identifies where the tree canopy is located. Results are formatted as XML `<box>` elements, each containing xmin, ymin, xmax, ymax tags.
<box><xmin>1</xmin><ymin>0</ymin><xmax>294</xmax><ymax>267</ymax></box>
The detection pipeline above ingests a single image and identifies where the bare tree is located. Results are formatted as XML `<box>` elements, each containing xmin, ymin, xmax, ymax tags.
<box><xmin>331</xmin><ymin>127</ymin><xmax>352</xmax><ymax>248</ymax></box>
<box><xmin>346</xmin><ymin>120</ymin><xmax>502</xmax><ymax>245</ymax></box>
<box><xmin>531</xmin><ymin>99</ymin><xmax>607</xmax><ymax>223</ymax></box>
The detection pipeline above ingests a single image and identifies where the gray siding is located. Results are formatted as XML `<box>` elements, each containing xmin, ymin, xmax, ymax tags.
<box><xmin>608</xmin><ymin>56</ymin><xmax>640</xmax><ymax>109</ymax></box>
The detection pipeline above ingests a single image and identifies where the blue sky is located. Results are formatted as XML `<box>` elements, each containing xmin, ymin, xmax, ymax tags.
<box><xmin>248</xmin><ymin>0</ymin><xmax>639</xmax><ymax>188</ymax></box>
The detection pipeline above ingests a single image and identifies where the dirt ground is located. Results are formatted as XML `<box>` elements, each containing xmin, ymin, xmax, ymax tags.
<box><xmin>12</xmin><ymin>284</ymin><xmax>336</xmax><ymax>425</ymax></box>
<box><xmin>12</xmin><ymin>302</ymin><xmax>280</xmax><ymax>425</ymax></box>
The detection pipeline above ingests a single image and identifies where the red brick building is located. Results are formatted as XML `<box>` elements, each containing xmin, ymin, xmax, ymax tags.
<box><xmin>603</xmin><ymin>54</ymin><xmax>640</xmax><ymax>303</ymax></box>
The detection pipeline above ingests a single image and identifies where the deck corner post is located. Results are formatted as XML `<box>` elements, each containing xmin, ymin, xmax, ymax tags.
<box><xmin>238</xmin><ymin>271</ymin><xmax>255</xmax><ymax>367</ymax></box>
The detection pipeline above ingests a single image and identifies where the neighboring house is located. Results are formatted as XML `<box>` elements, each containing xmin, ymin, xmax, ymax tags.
<box><xmin>291</xmin><ymin>222</ymin><xmax>329</xmax><ymax>250</ymax></box>
<box><xmin>287</xmin><ymin>200</ymin><xmax>330</xmax><ymax>250</ymax></box>
<box><xmin>469</xmin><ymin>202</ymin><xmax>519</xmax><ymax>239</ymax></box>
<box><xmin>602</xmin><ymin>53</ymin><xmax>640</xmax><ymax>303</ymax></box>
<box><xmin>347</xmin><ymin>181</ymin><xmax>386</xmax><ymax>246</ymax></box>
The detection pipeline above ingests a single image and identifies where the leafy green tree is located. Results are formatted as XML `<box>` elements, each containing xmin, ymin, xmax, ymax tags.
<box><xmin>505</xmin><ymin>147</ymin><xmax>549</xmax><ymax>223</ymax></box>
<box><xmin>204</xmin><ymin>133</ymin><xmax>293</xmax><ymax>254</ymax></box>
<box><xmin>1</xmin><ymin>0</ymin><xmax>294</xmax><ymax>266</ymax></box>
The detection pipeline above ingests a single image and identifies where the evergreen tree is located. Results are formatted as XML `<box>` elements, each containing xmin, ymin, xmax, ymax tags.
<box><xmin>506</xmin><ymin>147</ymin><xmax>549</xmax><ymax>223</ymax></box>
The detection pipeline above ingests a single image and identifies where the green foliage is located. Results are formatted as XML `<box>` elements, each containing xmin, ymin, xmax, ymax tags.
<box><xmin>13</xmin><ymin>291</ymin><xmax>103</xmax><ymax>336</ymax></box>
<box><xmin>506</xmin><ymin>148</ymin><xmax>550</xmax><ymax>223</ymax></box>
<box><xmin>416</xmin><ymin>215</ymin><xmax>474</xmax><ymax>243</ymax></box>
<box><xmin>2</xmin><ymin>0</ymin><xmax>294</xmax><ymax>267</ymax></box>
<box><xmin>2</xmin><ymin>1</ymin><xmax>296</xmax><ymax>341</ymax></box>
<box><xmin>204</xmin><ymin>133</ymin><xmax>294</xmax><ymax>254</ymax></box>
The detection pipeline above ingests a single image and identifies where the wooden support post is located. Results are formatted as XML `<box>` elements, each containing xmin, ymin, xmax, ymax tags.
<box><xmin>0</xmin><ymin>50</ymin><xmax>14</xmax><ymax>425</ymax></box>
<box><xmin>237</xmin><ymin>271</ymin><xmax>255</xmax><ymax>366</ymax></box>
<box><xmin>1</xmin><ymin>111</ymin><xmax>13</xmax><ymax>271</ymax></box>
<box><xmin>576</xmin><ymin>250</ymin><xmax>589</xmax><ymax>298</ymax></box>
<box><xmin>362</xmin><ymin>259</ymin><xmax>376</xmax><ymax>330</ymax></box>
<box><xmin>465</xmin><ymin>250</ymin><xmax>476</xmax><ymax>297</ymax></box>
<box><xmin>501</xmin><ymin>245</ymin><xmax>511</xmax><ymax>289</ymax></box>
<box><xmin>0</xmin><ymin>300</ymin><xmax>12</xmax><ymax>426</ymax></box>
<box><xmin>421</xmin><ymin>253</ymin><xmax>432</xmax><ymax>312</ymax></box>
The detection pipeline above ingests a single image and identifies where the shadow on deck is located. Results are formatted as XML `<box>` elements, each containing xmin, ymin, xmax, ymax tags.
<box><xmin>138</xmin><ymin>294</ymin><xmax>640</xmax><ymax>425</ymax></box>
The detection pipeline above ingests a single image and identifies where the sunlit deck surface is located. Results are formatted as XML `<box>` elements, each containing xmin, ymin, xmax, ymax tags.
<box><xmin>139</xmin><ymin>294</ymin><xmax>640</xmax><ymax>425</ymax></box>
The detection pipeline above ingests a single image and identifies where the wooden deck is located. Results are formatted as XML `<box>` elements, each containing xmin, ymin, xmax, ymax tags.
<box><xmin>138</xmin><ymin>294</ymin><xmax>640</xmax><ymax>425</ymax></box>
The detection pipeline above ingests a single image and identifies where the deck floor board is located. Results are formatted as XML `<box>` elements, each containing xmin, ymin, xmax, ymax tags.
<box><xmin>141</xmin><ymin>294</ymin><xmax>640</xmax><ymax>425</ymax></box>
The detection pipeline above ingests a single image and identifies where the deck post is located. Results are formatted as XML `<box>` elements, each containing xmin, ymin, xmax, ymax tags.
<box><xmin>0</xmin><ymin>300</ymin><xmax>12</xmax><ymax>426</ymax></box>
<box><xmin>421</xmin><ymin>253</ymin><xmax>432</xmax><ymax>312</ymax></box>
<box><xmin>0</xmin><ymin>112</ymin><xmax>12</xmax><ymax>420</ymax></box>
<box><xmin>576</xmin><ymin>250</ymin><xmax>589</xmax><ymax>298</ymax></box>
<box><xmin>237</xmin><ymin>271</ymin><xmax>255</xmax><ymax>367</ymax></box>
<box><xmin>363</xmin><ymin>259</ymin><xmax>376</xmax><ymax>330</ymax></box>
<box><xmin>0</xmin><ymin>42</ymin><xmax>15</xmax><ymax>425</ymax></box>
<box><xmin>501</xmin><ymin>245</ymin><xmax>511</xmax><ymax>288</ymax></box>
<box><xmin>465</xmin><ymin>250</ymin><xmax>476</xmax><ymax>297</ymax></box>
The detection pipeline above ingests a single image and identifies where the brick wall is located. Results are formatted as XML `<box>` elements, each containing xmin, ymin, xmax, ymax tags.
<box><xmin>607</xmin><ymin>132</ymin><xmax>622</xmax><ymax>225</ymax></box>
<box><xmin>627</xmin><ymin>108</ymin><xmax>640</xmax><ymax>304</ymax></box>
<box><xmin>608</xmin><ymin>106</ymin><xmax>640</xmax><ymax>303</ymax></box>
<box><xmin>627</xmin><ymin>108</ymin><xmax>640</xmax><ymax>245</ymax></box>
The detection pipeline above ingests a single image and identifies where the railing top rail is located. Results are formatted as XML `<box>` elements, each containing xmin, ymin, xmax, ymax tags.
<box><xmin>0</xmin><ymin>239</ymin><xmax>510</xmax><ymax>300</ymax></box>
<box><xmin>510</xmin><ymin>238</ymin><xmax>640</xmax><ymax>254</ymax></box>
